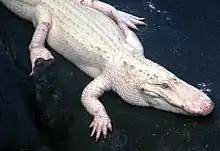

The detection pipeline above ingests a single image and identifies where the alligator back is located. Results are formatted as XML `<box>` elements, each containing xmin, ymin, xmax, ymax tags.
<box><xmin>43</xmin><ymin>0</ymin><xmax>128</xmax><ymax>66</ymax></box>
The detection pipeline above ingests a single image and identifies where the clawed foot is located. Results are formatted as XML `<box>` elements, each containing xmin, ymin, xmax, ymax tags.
<box><xmin>112</xmin><ymin>10</ymin><xmax>147</xmax><ymax>30</ymax></box>
<box><xmin>89</xmin><ymin>111</ymin><xmax>112</xmax><ymax>141</ymax></box>
<box><xmin>29</xmin><ymin>47</ymin><xmax>54</xmax><ymax>76</ymax></box>
<box><xmin>79</xmin><ymin>0</ymin><xmax>146</xmax><ymax>30</ymax></box>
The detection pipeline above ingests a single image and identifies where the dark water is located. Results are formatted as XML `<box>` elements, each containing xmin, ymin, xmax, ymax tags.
<box><xmin>0</xmin><ymin>0</ymin><xmax>220</xmax><ymax>151</ymax></box>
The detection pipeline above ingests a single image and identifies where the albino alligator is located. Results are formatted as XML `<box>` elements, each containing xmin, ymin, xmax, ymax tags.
<box><xmin>0</xmin><ymin>0</ymin><xmax>214</xmax><ymax>141</ymax></box>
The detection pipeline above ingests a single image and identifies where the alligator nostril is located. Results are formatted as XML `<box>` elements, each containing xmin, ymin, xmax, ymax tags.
<box><xmin>194</xmin><ymin>94</ymin><xmax>214</xmax><ymax>115</ymax></box>
<box><xmin>203</xmin><ymin>98</ymin><xmax>214</xmax><ymax>109</ymax></box>
<box><xmin>181</xmin><ymin>93</ymin><xmax>214</xmax><ymax>115</ymax></box>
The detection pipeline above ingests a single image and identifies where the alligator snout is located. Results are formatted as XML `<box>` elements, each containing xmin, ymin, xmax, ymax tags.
<box><xmin>183</xmin><ymin>93</ymin><xmax>214</xmax><ymax>116</ymax></box>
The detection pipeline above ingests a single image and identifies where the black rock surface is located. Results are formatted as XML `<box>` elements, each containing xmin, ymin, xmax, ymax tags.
<box><xmin>0</xmin><ymin>0</ymin><xmax>220</xmax><ymax>151</ymax></box>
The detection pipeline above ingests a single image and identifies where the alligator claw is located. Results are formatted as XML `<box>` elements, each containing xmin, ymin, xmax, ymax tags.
<box><xmin>114</xmin><ymin>10</ymin><xmax>147</xmax><ymax>30</ymax></box>
<box><xmin>89</xmin><ymin>113</ymin><xmax>112</xmax><ymax>141</ymax></box>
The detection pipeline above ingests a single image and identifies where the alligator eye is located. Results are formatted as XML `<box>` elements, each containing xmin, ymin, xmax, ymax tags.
<box><xmin>140</xmin><ymin>88</ymin><xmax>145</xmax><ymax>91</ymax></box>
<box><xmin>161</xmin><ymin>82</ymin><xmax>170</xmax><ymax>89</ymax></box>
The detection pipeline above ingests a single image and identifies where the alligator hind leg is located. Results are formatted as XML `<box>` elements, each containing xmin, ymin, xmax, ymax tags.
<box><xmin>29</xmin><ymin>5</ymin><xmax>54</xmax><ymax>75</ymax></box>
<box><xmin>80</xmin><ymin>0</ymin><xmax>147</xmax><ymax>30</ymax></box>
<box><xmin>118</xmin><ymin>22</ymin><xmax>144</xmax><ymax>54</ymax></box>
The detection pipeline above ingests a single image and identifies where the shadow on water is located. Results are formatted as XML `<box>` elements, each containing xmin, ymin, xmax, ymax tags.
<box><xmin>0</xmin><ymin>0</ymin><xmax>220</xmax><ymax>151</ymax></box>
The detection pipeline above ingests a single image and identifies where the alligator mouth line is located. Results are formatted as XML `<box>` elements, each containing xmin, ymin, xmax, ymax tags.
<box><xmin>164</xmin><ymin>99</ymin><xmax>195</xmax><ymax>115</ymax></box>
<box><xmin>145</xmin><ymin>91</ymin><xmax>192</xmax><ymax>115</ymax></box>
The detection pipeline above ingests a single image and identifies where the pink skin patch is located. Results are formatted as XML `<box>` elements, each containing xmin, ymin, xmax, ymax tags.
<box><xmin>183</xmin><ymin>93</ymin><xmax>214</xmax><ymax>115</ymax></box>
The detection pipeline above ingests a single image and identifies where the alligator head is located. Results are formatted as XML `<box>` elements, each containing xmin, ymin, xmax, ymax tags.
<box><xmin>139</xmin><ymin>66</ymin><xmax>214</xmax><ymax>116</ymax></box>
<box><xmin>113</xmin><ymin>53</ymin><xmax>214</xmax><ymax>116</ymax></box>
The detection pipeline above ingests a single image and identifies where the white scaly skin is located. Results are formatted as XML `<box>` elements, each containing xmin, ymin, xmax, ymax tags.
<box><xmin>0</xmin><ymin>0</ymin><xmax>146</xmax><ymax>75</ymax></box>
<box><xmin>0</xmin><ymin>0</ymin><xmax>214</xmax><ymax>141</ymax></box>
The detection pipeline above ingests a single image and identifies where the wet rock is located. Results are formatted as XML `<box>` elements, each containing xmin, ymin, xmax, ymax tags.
<box><xmin>0</xmin><ymin>11</ymin><xmax>74</xmax><ymax>149</ymax></box>
<box><xmin>31</xmin><ymin>58</ymin><xmax>74</xmax><ymax>146</ymax></box>
<box><xmin>0</xmin><ymin>40</ymin><xmax>40</xmax><ymax>150</ymax></box>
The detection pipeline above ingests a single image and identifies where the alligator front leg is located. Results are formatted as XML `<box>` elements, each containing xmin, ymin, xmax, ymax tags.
<box><xmin>29</xmin><ymin>5</ymin><xmax>54</xmax><ymax>75</ymax></box>
<box><xmin>81</xmin><ymin>73</ymin><xmax>112</xmax><ymax>141</ymax></box>
<box><xmin>80</xmin><ymin>0</ymin><xmax>146</xmax><ymax>30</ymax></box>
